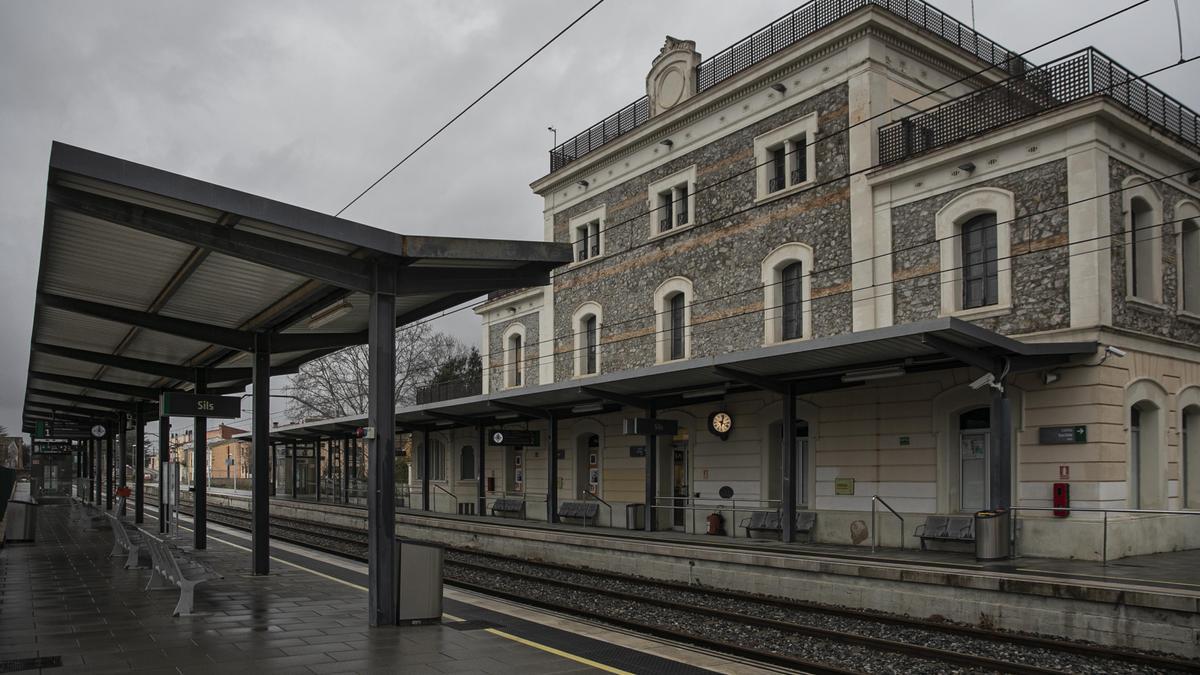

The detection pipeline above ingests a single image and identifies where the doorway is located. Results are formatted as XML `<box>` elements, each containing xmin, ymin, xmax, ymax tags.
<box><xmin>767</xmin><ymin>420</ymin><xmax>810</xmax><ymax>508</ymax></box>
<box><xmin>575</xmin><ymin>434</ymin><xmax>600</xmax><ymax>499</ymax></box>
<box><xmin>958</xmin><ymin>408</ymin><xmax>990</xmax><ymax>513</ymax></box>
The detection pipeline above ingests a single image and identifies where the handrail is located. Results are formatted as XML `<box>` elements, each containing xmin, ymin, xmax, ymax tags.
<box><xmin>580</xmin><ymin>490</ymin><xmax>612</xmax><ymax>526</ymax></box>
<box><xmin>871</xmin><ymin>495</ymin><xmax>904</xmax><ymax>552</ymax></box>
<box><xmin>1008</xmin><ymin>506</ymin><xmax>1200</xmax><ymax>564</ymax></box>
<box><xmin>431</xmin><ymin>483</ymin><xmax>458</xmax><ymax>513</ymax></box>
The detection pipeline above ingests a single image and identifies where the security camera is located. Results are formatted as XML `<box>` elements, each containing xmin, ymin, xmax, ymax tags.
<box><xmin>969</xmin><ymin>373</ymin><xmax>995</xmax><ymax>391</ymax></box>
<box><xmin>1105</xmin><ymin>345</ymin><xmax>1127</xmax><ymax>358</ymax></box>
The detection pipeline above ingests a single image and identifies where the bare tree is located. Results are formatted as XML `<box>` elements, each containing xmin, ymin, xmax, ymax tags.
<box><xmin>282</xmin><ymin>323</ymin><xmax>474</xmax><ymax>421</ymax></box>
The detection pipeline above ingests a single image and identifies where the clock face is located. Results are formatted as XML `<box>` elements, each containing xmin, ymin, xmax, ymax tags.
<box><xmin>710</xmin><ymin>412</ymin><xmax>732</xmax><ymax>435</ymax></box>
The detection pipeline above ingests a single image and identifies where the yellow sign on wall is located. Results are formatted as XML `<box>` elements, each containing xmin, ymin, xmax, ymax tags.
<box><xmin>834</xmin><ymin>477</ymin><xmax>855</xmax><ymax>495</ymax></box>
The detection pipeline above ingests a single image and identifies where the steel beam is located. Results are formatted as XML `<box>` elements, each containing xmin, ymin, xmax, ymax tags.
<box><xmin>644</xmin><ymin>406</ymin><xmax>656</xmax><ymax>533</ymax></box>
<box><xmin>428</xmin><ymin>411</ymin><xmax>483</xmax><ymax>427</ymax></box>
<box><xmin>781</xmin><ymin>382</ymin><xmax>797</xmax><ymax>544</ymax></box>
<box><xmin>578</xmin><ymin>386</ymin><xmax>647</xmax><ymax>410</ymax></box>
<box><xmin>476</xmin><ymin>424</ymin><xmax>486</xmax><ymax>517</ymax></box>
<box><xmin>922</xmin><ymin>333</ymin><xmax>1000</xmax><ymax>373</ymax></box>
<box><xmin>39</xmin><ymin>292</ymin><xmax>256</xmax><ymax>351</ymax></box>
<box><xmin>30</xmin><ymin>370</ymin><xmax>164</xmax><ymax>401</ymax></box>
<box><xmin>421</xmin><ymin>428</ymin><xmax>431</xmax><ymax>512</ymax></box>
<box><xmin>193</xmin><ymin>368</ymin><xmax>207</xmax><ymax>550</ymax></box>
<box><xmin>135</xmin><ymin>406</ymin><xmax>145</xmax><ymax>523</ymax></box>
<box><xmin>32</xmin><ymin>342</ymin><xmax>196</xmax><ymax>381</ymax></box>
<box><xmin>28</xmin><ymin>388</ymin><xmax>131</xmax><ymax>411</ymax></box>
<box><xmin>47</xmin><ymin>185</ymin><xmax>374</xmax><ymax>292</ymax></box>
<box><xmin>990</xmin><ymin>387</ymin><xmax>1013</xmax><ymax>511</ymax></box>
<box><xmin>394</xmin><ymin>266</ymin><xmax>549</xmax><ymax>295</ymax></box>
<box><xmin>489</xmin><ymin>400</ymin><xmax>552</xmax><ymax>420</ymax></box>
<box><xmin>547</xmin><ymin>414</ymin><xmax>559</xmax><ymax>524</ymax></box>
<box><xmin>714</xmin><ymin>367</ymin><xmax>786</xmax><ymax>394</ymax></box>
<box><xmin>105</xmin><ymin>430</ymin><xmax>114</xmax><ymax>511</ymax></box>
<box><xmin>367</xmin><ymin>263</ymin><xmax>398</xmax><ymax>626</ymax></box>
<box><xmin>251</xmin><ymin>332</ymin><xmax>271</xmax><ymax>574</ymax></box>
<box><xmin>270</xmin><ymin>330</ymin><xmax>368</xmax><ymax>353</ymax></box>
<box><xmin>158</xmin><ymin>415</ymin><xmax>170</xmax><ymax>533</ymax></box>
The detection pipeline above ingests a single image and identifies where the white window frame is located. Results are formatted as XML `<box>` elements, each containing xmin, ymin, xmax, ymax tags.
<box><xmin>1126</xmin><ymin>377</ymin><xmax>1168</xmax><ymax>509</ymax></box>
<box><xmin>761</xmin><ymin>242</ymin><xmax>814</xmax><ymax>344</ymax></box>
<box><xmin>568</xmin><ymin>205</ymin><xmax>606</xmax><ymax>265</ymax></box>
<box><xmin>571</xmin><ymin>301</ymin><xmax>603</xmax><ymax>378</ymax></box>
<box><xmin>754</xmin><ymin>112</ymin><xmax>817</xmax><ymax>201</ymax></box>
<box><xmin>1122</xmin><ymin>177</ymin><xmax>1164</xmax><ymax>307</ymax></box>
<box><xmin>935</xmin><ymin>187</ymin><xmax>1014</xmax><ymax>319</ymax></box>
<box><xmin>502</xmin><ymin>323</ymin><xmax>527</xmax><ymax>389</ymax></box>
<box><xmin>1175</xmin><ymin>199</ymin><xmax>1200</xmax><ymax>319</ymax></box>
<box><xmin>647</xmin><ymin>165</ymin><xmax>697</xmax><ymax>238</ymax></box>
<box><xmin>653</xmin><ymin>277</ymin><xmax>693</xmax><ymax>363</ymax></box>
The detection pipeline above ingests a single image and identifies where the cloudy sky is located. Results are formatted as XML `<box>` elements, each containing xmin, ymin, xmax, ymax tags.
<box><xmin>1</xmin><ymin>0</ymin><xmax>1197</xmax><ymax>438</ymax></box>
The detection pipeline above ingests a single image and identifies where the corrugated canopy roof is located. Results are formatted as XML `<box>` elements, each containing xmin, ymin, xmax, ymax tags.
<box><xmin>251</xmin><ymin>318</ymin><xmax>1097</xmax><ymax>441</ymax></box>
<box><xmin>21</xmin><ymin>142</ymin><xmax>571</xmax><ymax>432</ymax></box>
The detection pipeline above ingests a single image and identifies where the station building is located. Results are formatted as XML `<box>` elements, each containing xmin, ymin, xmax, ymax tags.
<box><xmin>272</xmin><ymin>0</ymin><xmax>1200</xmax><ymax>561</ymax></box>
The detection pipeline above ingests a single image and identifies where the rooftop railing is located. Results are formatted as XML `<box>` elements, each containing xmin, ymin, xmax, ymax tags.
<box><xmin>547</xmin><ymin>0</ymin><xmax>1030</xmax><ymax>173</ymax></box>
<box><xmin>878</xmin><ymin>47</ymin><xmax>1200</xmax><ymax>166</ymax></box>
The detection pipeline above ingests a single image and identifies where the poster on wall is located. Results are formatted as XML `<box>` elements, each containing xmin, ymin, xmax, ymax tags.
<box><xmin>515</xmin><ymin>468</ymin><xmax>524</xmax><ymax>485</ymax></box>
<box><xmin>588</xmin><ymin>468</ymin><xmax>599</xmax><ymax>486</ymax></box>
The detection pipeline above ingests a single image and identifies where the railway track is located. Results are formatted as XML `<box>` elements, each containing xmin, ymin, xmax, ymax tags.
<box><xmin>160</xmin><ymin>498</ymin><xmax>1198</xmax><ymax>674</ymax></box>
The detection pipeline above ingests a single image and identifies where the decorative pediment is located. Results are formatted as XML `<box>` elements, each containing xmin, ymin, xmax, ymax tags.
<box><xmin>647</xmin><ymin>35</ymin><xmax>700</xmax><ymax>117</ymax></box>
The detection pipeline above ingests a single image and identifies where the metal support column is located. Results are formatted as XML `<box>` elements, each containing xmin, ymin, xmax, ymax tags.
<box><xmin>781</xmin><ymin>382</ymin><xmax>798</xmax><ymax>544</ymax></box>
<box><xmin>135</xmin><ymin>407</ymin><xmax>145</xmax><ymax>523</ymax></box>
<box><xmin>105</xmin><ymin>430</ymin><xmax>113</xmax><ymax>510</ymax></box>
<box><xmin>366</xmin><ymin>262</ymin><xmax>397</xmax><ymax>626</ymax></box>
<box><xmin>270</xmin><ymin>442</ymin><xmax>277</xmax><ymax>496</ymax></box>
<box><xmin>251</xmin><ymin>331</ymin><xmax>271</xmax><ymax>575</ymax></box>
<box><xmin>117</xmin><ymin>412</ymin><xmax>127</xmax><ymax>488</ymax></box>
<box><xmin>547</xmin><ymin>414</ymin><xmax>559</xmax><ymax>524</ymax></box>
<box><xmin>644</xmin><ymin>406</ymin><xmax>656</xmax><ymax>533</ymax></box>
<box><xmin>193</xmin><ymin>368</ymin><xmax>207</xmax><ymax>549</ymax></box>
<box><xmin>476</xmin><ymin>424</ymin><xmax>486</xmax><ymax>516</ymax></box>
<box><xmin>342</xmin><ymin>438</ymin><xmax>350</xmax><ymax>504</ymax></box>
<box><xmin>158</xmin><ymin>415</ymin><xmax>170</xmax><ymax>532</ymax></box>
<box><xmin>990</xmin><ymin>385</ymin><xmax>1013</xmax><ymax>511</ymax></box>
<box><xmin>421</xmin><ymin>428</ymin><xmax>430</xmax><ymax>511</ymax></box>
<box><xmin>289</xmin><ymin>441</ymin><xmax>298</xmax><ymax>498</ymax></box>
<box><xmin>315</xmin><ymin>436</ymin><xmax>322</xmax><ymax>503</ymax></box>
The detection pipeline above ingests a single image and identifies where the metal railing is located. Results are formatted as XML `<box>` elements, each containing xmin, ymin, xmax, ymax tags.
<box><xmin>431</xmin><ymin>483</ymin><xmax>459</xmax><ymax>514</ymax></box>
<box><xmin>548</xmin><ymin>0</ymin><xmax>1028</xmax><ymax>172</ymax></box>
<box><xmin>1009</xmin><ymin>506</ymin><xmax>1200</xmax><ymax>565</ymax></box>
<box><xmin>579</xmin><ymin>489</ymin><xmax>612</xmax><ymax>527</ymax></box>
<box><xmin>651</xmin><ymin>496</ymin><xmax>782</xmax><ymax>537</ymax></box>
<box><xmin>879</xmin><ymin>47</ymin><xmax>1200</xmax><ymax>166</ymax></box>
<box><xmin>871</xmin><ymin>495</ymin><xmax>904</xmax><ymax>552</ymax></box>
<box><xmin>414</xmin><ymin>379</ymin><xmax>480</xmax><ymax>405</ymax></box>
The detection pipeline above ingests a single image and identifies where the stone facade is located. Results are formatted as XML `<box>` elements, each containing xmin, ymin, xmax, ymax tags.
<box><xmin>550</xmin><ymin>84</ymin><xmax>852</xmax><ymax>381</ymax></box>
<box><xmin>890</xmin><ymin>159</ymin><xmax>1072</xmax><ymax>333</ymax></box>
<box><xmin>1108</xmin><ymin>157</ymin><xmax>1200</xmax><ymax>345</ymax></box>
<box><xmin>486</xmin><ymin>312</ymin><xmax>540</xmax><ymax>392</ymax></box>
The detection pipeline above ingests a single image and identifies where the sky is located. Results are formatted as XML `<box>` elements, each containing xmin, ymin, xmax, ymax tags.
<box><xmin>1</xmin><ymin>0</ymin><xmax>1197</xmax><ymax>439</ymax></box>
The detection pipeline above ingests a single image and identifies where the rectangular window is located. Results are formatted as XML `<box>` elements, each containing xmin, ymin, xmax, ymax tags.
<box><xmin>669</xmin><ymin>293</ymin><xmax>685</xmax><ymax>360</ymax></box>
<box><xmin>769</xmin><ymin>146</ymin><xmax>786</xmax><ymax>193</ymax></box>
<box><xmin>575</xmin><ymin>224</ymin><xmax>590</xmax><ymax>262</ymax></box>
<box><xmin>961</xmin><ymin>214</ymin><xmax>998</xmax><ymax>309</ymax></box>
<box><xmin>459</xmin><ymin>446</ymin><xmax>475</xmax><ymax>481</ymax></box>
<box><xmin>675</xmin><ymin>184</ymin><xmax>688</xmax><ymax>227</ymax></box>
<box><xmin>658</xmin><ymin>190</ymin><xmax>674</xmax><ymax>233</ymax></box>
<box><xmin>781</xmin><ymin>262</ymin><xmax>803</xmax><ymax>340</ymax></box>
<box><xmin>789</xmin><ymin>135</ymin><xmax>807</xmax><ymax>185</ymax></box>
<box><xmin>585</xmin><ymin>316</ymin><xmax>598</xmax><ymax>374</ymax></box>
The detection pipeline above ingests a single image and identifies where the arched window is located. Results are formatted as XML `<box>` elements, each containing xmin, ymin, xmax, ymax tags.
<box><xmin>1122</xmin><ymin>179</ymin><xmax>1163</xmax><ymax>305</ymax></box>
<box><xmin>572</xmin><ymin>302</ymin><xmax>602</xmax><ymax>377</ymax></box>
<box><xmin>935</xmin><ymin>188</ymin><xmax>1014</xmax><ymax>316</ymax></box>
<box><xmin>1183</xmin><ymin>401</ymin><xmax>1200</xmax><ymax>510</ymax></box>
<box><xmin>961</xmin><ymin>214</ymin><xmax>998</xmax><ymax>309</ymax></box>
<box><xmin>415</xmin><ymin>438</ymin><xmax>447</xmax><ymax>482</ymax></box>
<box><xmin>653</xmin><ymin>277</ymin><xmax>693</xmax><ymax>363</ymax></box>
<box><xmin>459</xmin><ymin>445</ymin><xmax>475</xmax><ymax>481</ymax></box>
<box><xmin>1177</xmin><ymin>201</ymin><xmax>1200</xmax><ymax>315</ymax></box>
<box><xmin>502</xmin><ymin>324</ymin><xmax>526</xmax><ymax>389</ymax></box>
<box><xmin>1127</xmin><ymin>378</ymin><xmax>1167</xmax><ymax>510</ymax></box>
<box><xmin>762</xmin><ymin>244</ymin><xmax>813</xmax><ymax>344</ymax></box>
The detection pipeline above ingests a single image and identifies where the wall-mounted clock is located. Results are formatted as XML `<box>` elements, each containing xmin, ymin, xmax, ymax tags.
<box><xmin>708</xmin><ymin>411</ymin><xmax>733</xmax><ymax>440</ymax></box>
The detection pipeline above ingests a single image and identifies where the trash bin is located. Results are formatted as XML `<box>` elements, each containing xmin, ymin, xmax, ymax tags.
<box><xmin>5</xmin><ymin>498</ymin><xmax>39</xmax><ymax>543</ymax></box>
<box><xmin>395</xmin><ymin>537</ymin><xmax>443</xmax><ymax>624</ymax></box>
<box><xmin>974</xmin><ymin>508</ymin><xmax>1010</xmax><ymax>560</ymax></box>
<box><xmin>625</xmin><ymin>503</ymin><xmax>645</xmax><ymax>530</ymax></box>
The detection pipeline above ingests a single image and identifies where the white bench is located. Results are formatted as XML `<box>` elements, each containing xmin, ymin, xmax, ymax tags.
<box><xmin>105</xmin><ymin>512</ymin><xmax>144</xmax><ymax>569</ymax></box>
<box><xmin>140</xmin><ymin>529</ymin><xmax>223</xmax><ymax>616</ymax></box>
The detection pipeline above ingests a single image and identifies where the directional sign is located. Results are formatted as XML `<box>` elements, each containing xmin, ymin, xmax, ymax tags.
<box><xmin>1039</xmin><ymin>425</ymin><xmax>1087</xmax><ymax>445</ymax></box>
<box><xmin>160</xmin><ymin>392</ymin><xmax>241</xmax><ymax>419</ymax></box>
<box><xmin>623</xmin><ymin>417</ymin><xmax>679</xmax><ymax>436</ymax></box>
<box><xmin>488</xmin><ymin>429</ymin><xmax>540</xmax><ymax>447</ymax></box>
<box><xmin>33</xmin><ymin>420</ymin><xmax>101</xmax><ymax>440</ymax></box>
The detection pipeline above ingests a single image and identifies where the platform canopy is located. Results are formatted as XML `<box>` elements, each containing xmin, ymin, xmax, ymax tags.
<box><xmin>259</xmin><ymin>317</ymin><xmax>1098</xmax><ymax>438</ymax></box>
<box><xmin>20</xmin><ymin>142</ymin><xmax>571</xmax><ymax>430</ymax></box>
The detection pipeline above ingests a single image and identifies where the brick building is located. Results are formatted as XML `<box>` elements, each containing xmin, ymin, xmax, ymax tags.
<box><xmin>396</xmin><ymin>0</ymin><xmax>1200</xmax><ymax>559</ymax></box>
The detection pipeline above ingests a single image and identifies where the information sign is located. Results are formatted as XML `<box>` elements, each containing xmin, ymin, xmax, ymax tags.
<box><xmin>160</xmin><ymin>392</ymin><xmax>241</xmax><ymax>419</ymax></box>
<box><xmin>834</xmin><ymin>477</ymin><xmax>855</xmax><ymax>495</ymax></box>
<box><xmin>623</xmin><ymin>417</ymin><xmax>679</xmax><ymax>436</ymax></box>
<box><xmin>1038</xmin><ymin>425</ymin><xmax>1087</xmax><ymax>445</ymax></box>
<box><xmin>488</xmin><ymin>429</ymin><xmax>540</xmax><ymax>447</ymax></box>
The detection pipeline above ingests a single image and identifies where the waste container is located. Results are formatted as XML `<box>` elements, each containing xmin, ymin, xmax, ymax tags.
<box><xmin>625</xmin><ymin>503</ymin><xmax>645</xmax><ymax>530</ymax></box>
<box><xmin>974</xmin><ymin>508</ymin><xmax>1010</xmax><ymax>560</ymax></box>
<box><xmin>5</xmin><ymin>498</ymin><xmax>39</xmax><ymax>543</ymax></box>
<box><xmin>395</xmin><ymin>537</ymin><xmax>444</xmax><ymax>624</ymax></box>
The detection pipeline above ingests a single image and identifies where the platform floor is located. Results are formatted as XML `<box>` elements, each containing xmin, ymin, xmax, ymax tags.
<box><xmin>0</xmin><ymin>504</ymin><xmax>769</xmax><ymax>675</ymax></box>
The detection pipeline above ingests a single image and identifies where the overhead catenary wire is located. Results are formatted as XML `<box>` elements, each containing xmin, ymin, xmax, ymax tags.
<box><xmin>334</xmin><ymin>0</ymin><xmax>608</xmax><ymax>217</ymax></box>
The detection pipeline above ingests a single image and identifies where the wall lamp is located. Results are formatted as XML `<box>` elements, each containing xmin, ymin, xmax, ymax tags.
<box><xmin>659</xmin><ymin>139</ymin><xmax>674</xmax><ymax>148</ymax></box>
<box><xmin>577</xmin><ymin>180</ymin><xmax>589</xmax><ymax>188</ymax></box>
<box><xmin>957</xmin><ymin>161</ymin><xmax>976</xmax><ymax>173</ymax></box>
<box><xmin>1188</xmin><ymin>172</ymin><xmax>1199</xmax><ymax>185</ymax></box>
<box><xmin>770</xmin><ymin>83</ymin><xmax>787</xmax><ymax>94</ymax></box>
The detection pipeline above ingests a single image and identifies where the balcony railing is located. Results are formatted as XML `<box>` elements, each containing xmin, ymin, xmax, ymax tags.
<box><xmin>414</xmin><ymin>379</ymin><xmax>480</xmax><ymax>405</ymax></box>
<box><xmin>547</xmin><ymin>0</ymin><xmax>1030</xmax><ymax>173</ymax></box>
<box><xmin>879</xmin><ymin>47</ymin><xmax>1200</xmax><ymax>166</ymax></box>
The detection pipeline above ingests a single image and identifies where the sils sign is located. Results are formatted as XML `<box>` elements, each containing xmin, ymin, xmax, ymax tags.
<box><xmin>160</xmin><ymin>392</ymin><xmax>241</xmax><ymax>419</ymax></box>
<box><xmin>489</xmin><ymin>429</ymin><xmax>540</xmax><ymax>447</ymax></box>
<box><xmin>623</xmin><ymin>417</ymin><xmax>679</xmax><ymax>436</ymax></box>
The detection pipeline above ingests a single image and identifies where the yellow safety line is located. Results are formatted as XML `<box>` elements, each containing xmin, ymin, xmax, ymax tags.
<box><xmin>484</xmin><ymin>628</ymin><xmax>635</xmax><ymax>675</ymax></box>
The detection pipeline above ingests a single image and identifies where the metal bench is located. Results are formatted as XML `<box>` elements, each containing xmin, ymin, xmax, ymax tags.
<box><xmin>105</xmin><ymin>512</ymin><xmax>144</xmax><ymax>569</ymax></box>
<box><xmin>740</xmin><ymin>510</ymin><xmax>817</xmax><ymax>542</ymax></box>
<box><xmin>914</xmin><ymin>515</ymin><xmax>976</xmax><ymax>550</ymax></box>
<box><xmin>140</xmin><ymin>529</ymin><xmax>223</xmax><ymax>616</ymax></box>
<box><xmin>558</xmin><ymin>501</ymin><xmax>599</xmax><ymax>524</ymax></box>
<box><xmin>490</xmin><ymin>498</ymin><xmax>526</xmax><ymax>519</ymax></box>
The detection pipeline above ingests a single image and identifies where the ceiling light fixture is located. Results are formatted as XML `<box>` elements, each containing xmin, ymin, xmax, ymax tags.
<box><xmin>307</xmin><ymin>300</ymin><xmax>354</xmax><ymax>329</ymax></box>
<box><xmin>841</xmin><ymin>366</ymin><xmax>906</xmax><ymax>383</ymax></box>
